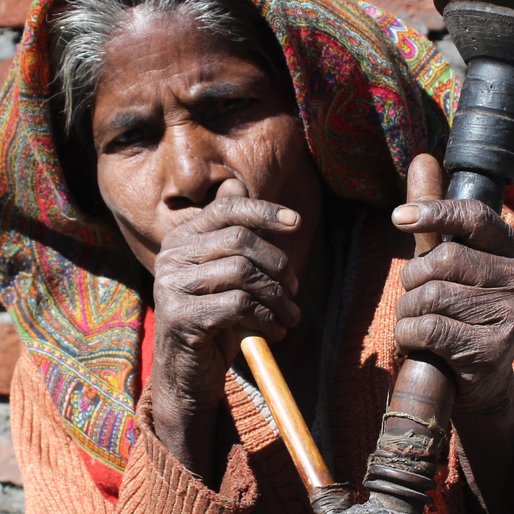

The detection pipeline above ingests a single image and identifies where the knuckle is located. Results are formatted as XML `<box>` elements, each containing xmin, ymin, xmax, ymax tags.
<box><xmin>211</xmin><ymin>195</ymin><xmax>232</xmax><ymax>212</ymax></box>
<box><xmin>233</xmin><ymin>290</ymin><xmax>254</xmax><ymax>312</ymax></box>
<box><xmin>394</xmin><ymin>318</ymin><xmax>408</xmax><ymax>344</ymax></box>
<box><xmin>226</xmin><ymin>225</ymin><xmax>252</xmax><ymax>248</ymax></box>
<box><xmin>420</xmin><ymin>314</ymin><xmax>445</xmax><ymax>347</ymax></box>
<box><xmin>155</xmin><ymin>245</ymin><xmax>185</xmax><ymax>270</ymax></box>
<box><xmin>400</xmin><ymin>260</ymin><xmax>417</xmax><ymax>290</ymax></box>
<box><xmin>275</xmin><ymin>253</ymin><xmax>289</xmax><ymax>274</ymax></box>
<box><xmin>231</xmin><ymin>255</ymin><xmax>251</xmax><ymax>277</ymax></box>
<box><xmin>260</xmin><ymin>280</ymin><xmax>284</xmax><ymax>303</ymax></box>
<box><xmin>254</xmin><ymin>304</ymin><xmax>276</xmax><ymax>326</ymax></box>
<box><xmin>180</xmin><ymin>267</ymin><xmax>206</xmax><ymax>294</ymax></box>
<box><xmin>208</xmin><ymin>196</ymin><xmax>237</xmax><ymax>221</ymax></box>
<box><xmin>431</xmin><ymin>242</ymin><xmax>462</xmax><ymax>270</ymax></box>
<box><xmin>395</xmin><ymin>318</ymin><xmax>428</xmax><ymax>351</ymax></box>
<box><xmin>270</xmin><ymin>282</ymin><xmax>284</xmax><ymax>300</ymax></box>
<box><xmin>421</xmin><ymin>281</ymin><xmax>442</xmax><ymax>312</ymax></box>
<box><xmin>465</xmin><ymin>200</ymin><xmax>495</xmax><ymax>240</ymax></box>
<box><xmin>437</xmin><ymin>200</ymin><xmax>453</xmax><ymax>220</ymax></box>
<box><xmin>473</xmin><ymin>200</ymin><xmax>495</xmax><ymax>228</ymax></box>
<box><xmin>396</xmin><ymin>295</ymin><xmax>407</xmax><ymax>320</ymax></box>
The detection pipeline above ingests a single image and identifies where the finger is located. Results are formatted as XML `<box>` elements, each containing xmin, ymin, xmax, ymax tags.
<box><xmin>158</xmin><ymin>226</ymin><xmax>298</xmax><ymax>295</ymax></box>
<box><xmin>401</xmin><ymin>242</ymin><xmax>514</xmax><ymax>290</ymax></box>
<box><xmin>392</xmin><ymin>199</ymin><xmax>514</xmax><ymax>257</ymax></box>
<box><xmin>178</xmin><ymin>291</ymin><xmax>289</xmax><ymax>343</ymax></box>
<box><xmin>167</xmin><ymin>196</ymin><xmax>301</xmax><ymax>240</ymax></box>
<box><xmin>215</xmin><ymin>177</ymin><xmax>248</xmax><ymax>198</ymax></box>
<box><xmin>395</xmin><ymin>314</ymin><xmax>512</xmax><ymax>378</ymax></box>
<box><xmin>405</xmin><ymin>154</ymin><xmax>445</xmax><ymax>256</ymax></box>
<box><xmin>395</xmin><ymin>314</ymin><xmax>489</xmax><ymax>365</ymax></box>
<box><xmin>397</xmin><ymin>280</ymin><xmax>512</xmax><ymax>324</ymax></box>
<box><xmin>168</xmin><ymin>256</ymin><xmax>301</xmax><ymax>327</ymax></box>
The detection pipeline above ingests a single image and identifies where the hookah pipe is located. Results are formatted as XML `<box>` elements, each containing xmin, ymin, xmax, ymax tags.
<box><xmin>362</xmin><ymin>2</ymin><xmax>514</xmax><ymax>512</ymax></box>
<box><xmin>240</xmin><ymin>1</ymin><xmax>514</xmax><ymax>512</ymax></box>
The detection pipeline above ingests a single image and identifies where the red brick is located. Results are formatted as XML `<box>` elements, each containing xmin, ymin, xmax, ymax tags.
<box><xmin>0</xmin><ymin>322</ymin><xmax>21</xmax><ymax>396</ymax></box>
<box><xmin>372</xmin><ymin>0</ymin><xmax>446</xmax><ymax>32</ymax></box>
<box><xmin>0</xmin><ymin>0</ymin><xmax>32</xmax><ymax>28</ymax></box>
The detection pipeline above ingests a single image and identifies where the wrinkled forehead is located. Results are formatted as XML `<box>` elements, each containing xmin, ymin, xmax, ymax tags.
<box><xmin>103</xmin><ymin>7</ymin><xmax>242</xmax><ymax>67</ymax></box>
<box><xmin>107</xmin><ymin>2</ymin><xmax>287</xmax><ymax>82</ymax></box>
<box><xmin>48</xmin><ymin>0</ymin><xmax>293</xmax><ymax>136</ymax></box>
<box><xmin>95</xmin><ymin>15</ymin><xmax>275</xmax><ymax>113</ymax></box>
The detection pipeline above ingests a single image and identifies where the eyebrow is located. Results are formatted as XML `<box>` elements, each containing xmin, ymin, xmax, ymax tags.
<box><xmin>187</xmin><ymin>77</ymin><xmax>265</xmax><ymax>103</ymax></box>
<box><xmin>109</xmin><ymin>112</ymin><xmax>147</xmax><ymax>131</ymax></box>
<box><xmin>94</xmin><ymin>77</ymin><xmax>266</xmax><ymax>144</ymax></box>
<box><xmin>94</xmin><ymin>111</ymin><xmax>155</xmax><ymax>146</ymax></box>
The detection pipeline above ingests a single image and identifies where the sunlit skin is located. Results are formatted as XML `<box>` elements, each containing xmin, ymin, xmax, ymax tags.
<box><xmin>91</xmin><ymin>8</ymin><xmax>514</xmax><ymax>505</ymax></box>
<box><xmin>93</xmin><ymin>9</ymin><xmax>324</xmax><ymax>483</ymax></box>
<box><xmin>93</xmin><ymin>10</ymin><xmax>320</xmax><ymax>278</ymax></box>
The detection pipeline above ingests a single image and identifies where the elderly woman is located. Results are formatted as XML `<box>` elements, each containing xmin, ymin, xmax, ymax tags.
<box><xmin>0</xmin><ymin>0</ymin><xmax>512</xmax><ymax>512</ymax></box>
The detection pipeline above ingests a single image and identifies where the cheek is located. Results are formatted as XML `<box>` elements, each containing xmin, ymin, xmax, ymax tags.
<box><xmin>234</xmin><ymin>116</ymin><xmax>309</xmax><ymax>200</ymax></box>
<box><xmin>96</xmin><ymin>162</ymin><xmax>119</xmax><ymax>213</ymax></box>
<box><xmin>97</xmin><ymin>157</ymin><xmax>155</xmax><ymax>225</ymax></box>
<box><xmin>97</xmin><ymin>158</ymin><xmax>160</xmax><ymax>272</ymax></box>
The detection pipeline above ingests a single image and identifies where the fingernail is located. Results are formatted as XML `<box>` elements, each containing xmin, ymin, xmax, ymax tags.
<box><xmin>277</xmin><ymin>209</ymin><xmax>298</xmax><ymax>226</ymax></box>
<box><xmin>392</xmin><ymin>204</ymin><xmax>419</xmax><ymax>225</ymax></box>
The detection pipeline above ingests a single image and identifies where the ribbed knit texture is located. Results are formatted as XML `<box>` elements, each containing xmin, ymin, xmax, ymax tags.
<box><xmin>11</xmin><ymin>351</ymin><xmax>258</xmax><ymax>513</ymax></box>
<box><xmin>0</xmin><ymin>0</ymin><xmax>460</xmax><ymax>495</ymax></box>
<box><xmin>10</xmin><ymin>209</ymin><xmax>494</xmax><ymax>513</ymax></box>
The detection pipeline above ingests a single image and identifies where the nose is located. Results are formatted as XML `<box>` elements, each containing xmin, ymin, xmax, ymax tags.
<box><xmin>159</xmin><ymin>127</ymin><xmax>233</xmax><ymax>208</ymax></box>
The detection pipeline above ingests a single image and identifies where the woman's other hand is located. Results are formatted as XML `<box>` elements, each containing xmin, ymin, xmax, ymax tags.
<box><xmin>392</xmin><ymin>154</ymin><xmax>514</xmax><ymax>414</ymax></box>
<box><xmin>151</xmin><ymin>195</ymin><xmax>301</xmax><ymax>483</ymax></box>
<box><xmin>153</xmin><ymin>195</ymin><xmax>300</xmax><ymax>411</ymax></box>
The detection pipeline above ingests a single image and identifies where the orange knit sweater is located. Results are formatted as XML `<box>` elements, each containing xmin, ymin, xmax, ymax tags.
<box><xmin>10</xmin><ymin>210</ymin><xmax>468</xmax><ymax>513</ymax></box>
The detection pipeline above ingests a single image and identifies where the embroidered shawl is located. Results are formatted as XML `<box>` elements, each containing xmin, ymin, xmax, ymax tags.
<box><xmin>0</xmin><ymin>0</ymin><xmax>458</xmax><ymax>491</ymax></box>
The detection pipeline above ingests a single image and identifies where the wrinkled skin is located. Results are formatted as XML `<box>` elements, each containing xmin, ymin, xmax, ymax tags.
<box><xmin>92</xmin><ymin>7</ymin><xmax>513</xmax><ymax>505</ymax></box>
<box><xmin>393</xmin><ymin>155</ymin><xmax>514</xmax><ymax>414</ymax></box>
<box><xmin>93</xmin><ymin>9</ymin><xmax>321</xmax><ymax>482</ymax></box>
<box><xmin>392</xmin><ymin>155</ymin><xmax>514</xmax><ymax>512</ymax></box>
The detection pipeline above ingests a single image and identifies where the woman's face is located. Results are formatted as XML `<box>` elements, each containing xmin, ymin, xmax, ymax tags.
<box><xmin>93</xmin><ymin>10</ymin><xmax>321</xmax><ymax>274</ymax></box>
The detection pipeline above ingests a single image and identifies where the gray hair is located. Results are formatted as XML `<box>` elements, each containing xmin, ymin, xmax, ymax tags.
<box><xmin>49</xmin><ymin>0</ymin><xmax>292</xmax><ymax>137</ymax></box>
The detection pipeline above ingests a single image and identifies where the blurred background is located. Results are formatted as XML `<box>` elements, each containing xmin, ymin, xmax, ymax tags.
<box><xmin>0</xmin><ymin>1</ymin><xmax>464</xmax><ymax>513</ymax></box>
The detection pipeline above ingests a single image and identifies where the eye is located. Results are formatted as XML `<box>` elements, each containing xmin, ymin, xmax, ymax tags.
<box><xmin>112</xmin><ymin>128</ymin><xmax>146</xmax><ymax>147</ymax></box>
<box><xmin>104</xmin><ymin>125</ymin><xmax>162</xmax><ymax>154</ymax></box>
<box><xmin>202</xmin><ymin>98</ymin><xmax>254</xmax><ymax>122</ymax></box>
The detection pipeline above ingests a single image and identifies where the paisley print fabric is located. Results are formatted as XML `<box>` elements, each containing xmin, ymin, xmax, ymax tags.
<box><xmin>0</xmin><ymin>0</ymin><xmax>458</xmax><ymax>479</ymax></box>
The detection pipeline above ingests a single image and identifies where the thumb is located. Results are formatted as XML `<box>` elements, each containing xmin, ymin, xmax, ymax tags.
<box><xmin>215</xmin><ymin>178</ymin><xmax>249</xmax><ymax>199</ymax></box>
<box><xmin>400</xmin><ymin>154</ymin><xmax>446</xmax><ymax>256</ymax></box>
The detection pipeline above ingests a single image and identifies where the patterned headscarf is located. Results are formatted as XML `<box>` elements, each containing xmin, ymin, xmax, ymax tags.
<box><xmin>0</xmin><ymin>0</ymin><xmax>457</xmax><ymax>485</ymax></box>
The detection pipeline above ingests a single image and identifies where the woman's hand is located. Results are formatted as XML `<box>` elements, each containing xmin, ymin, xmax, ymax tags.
<box><xmin>392</xmin><ymin>154</ymin><xmax>514</xmax><ymax>414</ymax></box>
<box><xmin>151</xmin><ymin>195</ymin><xmax>301</xmax><ymax>481</ymax></box>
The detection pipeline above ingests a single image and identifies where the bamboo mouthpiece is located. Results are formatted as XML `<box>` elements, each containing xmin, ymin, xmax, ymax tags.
<box><xmin>239</xmin><ymin>331</ymin><xmax>334</xmax><ymax>494</ymax></box>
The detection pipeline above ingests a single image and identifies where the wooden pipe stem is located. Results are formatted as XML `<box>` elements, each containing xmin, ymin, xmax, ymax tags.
<box><xmin>363</xmin><ymin>1</ymin><xmax>514</xmax><ymax>504</ymax></box>
<box><xmin>386</xmin><ymin>354</ymin><xmax>455</xmax><ymax>431</ymax></box>
<box><xmin>240</xmin><ymin>332</ymin><xmax>335</xmax><ymax>495</ymax></box>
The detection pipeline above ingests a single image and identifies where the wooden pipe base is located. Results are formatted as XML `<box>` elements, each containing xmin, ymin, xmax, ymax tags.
<box><xmin>362</xmin><ymin>353</ymin><xmax>455</xmax><ymax>512</ymax></box>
